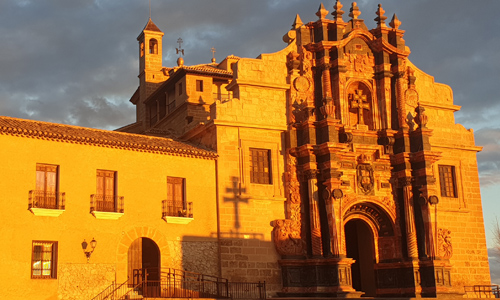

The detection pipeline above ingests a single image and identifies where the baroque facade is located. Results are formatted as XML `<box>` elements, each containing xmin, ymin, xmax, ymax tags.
<box><xmin>0</xmin><ymin>2</ymin><xmax>490</xmax><ymax>299</ymax></box>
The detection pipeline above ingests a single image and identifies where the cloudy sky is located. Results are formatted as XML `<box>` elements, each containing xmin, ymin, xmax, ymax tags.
<box><xmin>2</xmin><ymin>0</ymin><xmax>500</xmax><ymax>282</ymax></box>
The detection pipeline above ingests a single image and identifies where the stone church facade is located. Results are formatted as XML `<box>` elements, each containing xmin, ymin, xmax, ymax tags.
<box><xmin>0</xmin><ymin>2</ymin><xmax>490</xmax><ymax>299</ymax></box>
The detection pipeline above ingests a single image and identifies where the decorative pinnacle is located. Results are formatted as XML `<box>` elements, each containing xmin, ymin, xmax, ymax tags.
<box><xmin>316</xmin><ymin>3</ymin><xmax>329</xmax><ymax>20</ymax></box>
<box><xmin>390</xmin><ymin>13</ymin><xmax>401</xmax><ymax>29</ymax></box>
<box><xmin>349</xmin><ymin>2</ymin><xmax>361</xmax><ymax>20</ymax></box>
<box><xmin>332</xmin><ymin>0</ymin><xmax>345</xmax><ymax>21</ymax></box>
<box><xmin>375</xmin><ymin>4</ymin><xmax>387</xmax><ymax>28</ymax></box>
<box><xmin>292</xmin><ymin>14</ymin><xmax>303</xmax><ymax>29</ymax></box>
<box><xmin>211</xmin><ymin>47</ymin><xmax>216</xmax><ymax>63</ymax></box>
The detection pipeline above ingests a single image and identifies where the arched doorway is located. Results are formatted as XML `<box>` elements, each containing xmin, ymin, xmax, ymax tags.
<box><xmin>128</xmin><ymin>238</ymin><xmax>161</xmax><ymax>286</ymax></box>
<box><xmin>345</xmin><ymin>219</ymin><xmax>376</xmax><ymax>296</ymax></box>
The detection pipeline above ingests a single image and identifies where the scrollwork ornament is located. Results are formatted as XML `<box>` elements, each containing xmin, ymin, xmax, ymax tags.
<box><xmin>437</xmin><ymin>228</ymin><xmax>453</xmax><ymax>259</ymax></box>
<box><xmin>273</xmin><ymin>219</ymin><xmax>306</xmax><ymax>256</ymax></box>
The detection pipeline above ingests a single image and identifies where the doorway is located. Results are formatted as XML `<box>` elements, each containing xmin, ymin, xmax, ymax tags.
<box><xmin>345</xmin><ymin>219</ymin><xmax>376</xmax><ymax>296</ymax></box>
<box><xmin>128</xmin><ymin>238</ymin><xmax>161</xmax><ymax>286</ymax></box>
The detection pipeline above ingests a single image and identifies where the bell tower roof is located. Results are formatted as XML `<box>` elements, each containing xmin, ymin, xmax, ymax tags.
<box><xmin>143</xmin><ymin>18</ymin><xmax>162</xmax><ymax>33</ymax></box>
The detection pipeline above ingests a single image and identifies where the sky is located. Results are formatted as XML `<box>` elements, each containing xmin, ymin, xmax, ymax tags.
<box><xmin>1</xmin><ymin>0</ymin><xmax>500</xmax><ymax>283</ymax></box>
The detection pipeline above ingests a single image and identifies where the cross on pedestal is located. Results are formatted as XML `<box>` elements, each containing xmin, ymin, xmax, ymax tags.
<box><xmin>351</xmin><ymin>89</ymin><xmax>369</xmax><ymax>125</ymax></box>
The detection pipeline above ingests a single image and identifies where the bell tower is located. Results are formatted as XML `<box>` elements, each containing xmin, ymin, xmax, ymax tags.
<box><xmin>136</xmin><ymin>18</ymin><xmax>165</xmax><ymax>125</ymax></box>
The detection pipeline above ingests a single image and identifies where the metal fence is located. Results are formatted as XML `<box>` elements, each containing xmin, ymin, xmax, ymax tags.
<box><xmin>464</xmin><ymin>285</ymin><xmax>500</xmax><ymax>298</ymax></box>
<box><xmin>29</xmin><ymin>190</ymin><xmax>65</xmax><ymax>210</ymax></box>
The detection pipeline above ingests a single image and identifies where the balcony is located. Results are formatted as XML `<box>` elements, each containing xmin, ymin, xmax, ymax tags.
<box><xmin>213</xmin><ymin>92</ymin><xmax>231</xmax><ymax>102</ymax></box>
<box><xmin>162</xmin><ymin>200</ymin><xmax>193</xmax><ymax>224</ymax></box>
<box><xmin>90</xmin><ymin>194</ymin><xmax>124</xmax><ymax>220</ymax></box>
<box><xmin>28</xmin><ymin>190</ymin><xmax>65</xmax><ymax>217</ymax></box>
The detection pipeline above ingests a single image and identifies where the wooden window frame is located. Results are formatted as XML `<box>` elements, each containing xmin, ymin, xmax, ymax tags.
<box><xmin>35</xmin><ymin>164</ymin><xmax>60</xmax><ymax>209</ymax></box>
<box><xmin>167</xmin><ymin>177</ymin><xmax>187</xmax><ymax>217</ymax></box>
<box><xmin>31</xmin><ymin>241</ymin><xmax>58</xmax><ymax>279</ymax></box>
<box><xmin>96</xmin><ymin>170</ymin><xmax>117</xmax><ymax>212</ymax></box>
<box><xmin>438</xmin><ymin>165</ymin><xmax>457</xmax><ymax>198</ymax></box>
<box><xmin>196</xmin><ymin>80</ymin><xmax>204</xmax><ymax>92</ymax></box>
<box><xmin>249</xmin><ymin>148</ymin><xmax>272</xmax><ymax>185</ymax></box>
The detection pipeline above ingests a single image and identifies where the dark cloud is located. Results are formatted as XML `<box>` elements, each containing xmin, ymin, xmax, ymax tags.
<box><xmin>489</xmin><ymin>248</ymin><xmax>500</xmax><ymax>284</ymax></box>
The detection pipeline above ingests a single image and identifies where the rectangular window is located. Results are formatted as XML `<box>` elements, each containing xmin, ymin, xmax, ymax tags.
<box><xmin>249</xmin><ymin>148</ymin><xmax>271</xmax><ymax>184</ymax></box>
<box><xmin>96</xmin><ymin>170</ymin><xmax>116</xmax><ymax>212</ymax></box>
<box><xmin>439</xmin><ymin>165</ymin><xmax>457</xmax><ymax>198</ymax></box>
<box><xmin>196</xmin><ymin>80</ymin><xmax>203</xmax><ymax>92</ymax></box>
<box><xmin>31</xmin><ymin>241</ymin><xmax>57</xmax><ymax>279</ymax></box>
<box><xmin>35</xmin><ymin>164</ymin><xmax>59</xmax><ymax>209</ymax></box>
<box><xmin>167</xmin><ymin>177</ymin><xmax>185</xmax><ymax>216</ymax></box>
<box><xmin>178</xmin><ymin>82</ymin><xmax>183</xmax><ymax>96</ymax></box>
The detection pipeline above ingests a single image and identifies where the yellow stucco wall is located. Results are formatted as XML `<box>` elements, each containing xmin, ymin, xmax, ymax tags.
<box><xmin>0</xmin><ymin>132</ymin><xmax>217</xmax><ymax>300</ymax></box>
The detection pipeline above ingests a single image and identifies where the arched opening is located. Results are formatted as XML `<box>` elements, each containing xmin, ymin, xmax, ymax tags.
<box><xmin>128</xmin><ymin>238</ymin><xmax>160</xmax><ymax>287</ymax></box>
<box><xmin>345</xmin><ymin>219</ymin><xmax>376</xmax><ymax>296</ymax></box>
<box><xmin>149</xmin><ymin>39</ymin><xmax>158</xmax><ymax>54</ymax></box>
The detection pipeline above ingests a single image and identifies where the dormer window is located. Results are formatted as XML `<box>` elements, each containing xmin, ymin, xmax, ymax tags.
<box><xmin>149</xmin><ymin>39</ymin><xmax>158</xmax><ymax>54</ymax></box>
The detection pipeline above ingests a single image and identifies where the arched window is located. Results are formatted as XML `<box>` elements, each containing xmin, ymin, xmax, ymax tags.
<box><xmin>140</xmin><ymin>42</ymin><xmax>144</xmax><ymax>57</ymax></box>
<box><xmin>149</xmin><ymin>39</ymin><xmax>158</xmax><ymax>54</ymax></box>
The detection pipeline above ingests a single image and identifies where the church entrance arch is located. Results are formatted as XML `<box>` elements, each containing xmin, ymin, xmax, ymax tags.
<box><xmin>128</xmin><ymin>238</ymin><xmax>161</xmax><ymax>286</ymax></box>
<box><xmin>345</xmin><ymin>219</ymin><xmax>376</xmax><ymax>296</ymax></box>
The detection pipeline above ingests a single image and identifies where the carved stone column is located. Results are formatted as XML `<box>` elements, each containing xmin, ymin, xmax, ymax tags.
<box><xmin>303</xmin><ymin>168</ymin><xmax>323</xmax><ymax>257</ymax></box>
<box><xmin>402</xmin><ymin>177</ymin><xmax>419</xmax><ymax>259</ymax></box>
<box><xmin>394</xmin><ymin>66</ymin><xmax>407</xmax><ymax>129</ymax></box>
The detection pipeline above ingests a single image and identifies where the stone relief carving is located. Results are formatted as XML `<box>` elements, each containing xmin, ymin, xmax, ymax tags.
<box><xmin>273</xmin><ymin>219</ymin><xmax>305</xmax><ymax>256</ymax></box>
<box><xmin>357</xmin><ymin>163</ymin><xmax>375</xmax><ymax>195</ymax></box>
<box><xmin>346</xmin><ymin>53</ymin><xmax>374</xmax><ymax>75</ymax></box>
<box><xmin>438</xmin><ymin>228</ymin><xmax>453</xmax><ymax>259</ymax></box>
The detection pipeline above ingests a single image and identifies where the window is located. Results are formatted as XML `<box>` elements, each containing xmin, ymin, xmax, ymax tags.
<box><xmin>196</xmin><ymin>80</ymin><xmax>204</xmax><ymax>92</ymax></box>
<box><xmin>178</xmin><ymin>83</ymin><xmax>183</xmax><ymax>96</ymax></box>
<box><xmin>149</xmin><ymin>39</ymin><xmax>158</xmax><ymax>54</ymax></box>
<box><xmin>249</xmin><ymin>148</ymin><xmax>271</xmax><ymax>184</ymax></box>
<box><xmin>140</xmin><ymin>42</ymin><xmax>144</xmax><ymax>57</ymax></box>
<box><xmin>96</xmin><ymin>170</ymin><xmax>116</xmax><ymax>212</ymax></box>
<box><xmin>439</xmin><ymin>165</ymin><xmax>457</xmax><ymax>198</ymax></box>
<box><xmin>34</xmin><ymin>164</ymin><xmax>60</xmax><ymax>209</ymax></box>
<box><xmin>31</xmin><ymin>241</ymin><xmax>57</xmax><ymax>279</ymax></box>
<box><xmin>166</xmin><ymin>177</ymin><xmax>189</xmax><ymax>217</ymax></box>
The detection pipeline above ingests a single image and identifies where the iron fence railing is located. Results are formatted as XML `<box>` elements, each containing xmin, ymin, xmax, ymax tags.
<box><xmin>132</xmin><ymin>268</ymin><xmax>266</xmax><ymax>299</ymax></box>
<box><xmin>90</xmin><ymin>279</ymin><xmax>141</xmax><ymax>300</ymax></box>
<box><xmin>464</xmin><ymin>285</ymin><xmax>500</xmax><ymax>298</ymax></box>
<box><xmin>162</xmin><ymin>200</ymin><xmax>193</xmax><ymax>218</ymax></box>
<box><xmin>29</xmin><ymin>190</ymin><xmax>65</xmax><ymax>210</ymax></box>
<box><xmin>90</xmin><ymin>194</ymin><xmax>124</xmax><ymax>213</ymax></box>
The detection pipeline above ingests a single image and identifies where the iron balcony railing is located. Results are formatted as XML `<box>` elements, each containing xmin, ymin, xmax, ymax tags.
<box><xmin>29</xmin><ymin>190</ymin><xmax>65</xmax><ymax>210</ymax></box>
<box><xmin>90</xmin><ymin>194</ymin><xmax>124</xmax><ymax>213</ymax></box>
<box><xmin>162</xmin><ymin>200</ymin><xmax>193</xmax><ymax>218</ymax></box>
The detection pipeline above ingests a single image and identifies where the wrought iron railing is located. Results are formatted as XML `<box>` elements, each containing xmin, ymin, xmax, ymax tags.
<box><xmin>162</xmin><ymin>200</ymin><xmax>193</xmax><ymax>218</ymax></box>
<box><xmin>131</xmin><ymin>268</ymin><xmax>266</xmax><ymax>299</ymax></box>
<box><xmin>90</xmin><ymin>194</ymin><xmax>124</xmax><ymax>213</ymax></box>
<box><xmin>90</xmin><ymin>278</ymin><xmax>142</xmax><ymax>300</ymax></box>
<box><xmin>464</xmin><ymin>285</ymin><xmax>500</xmax><ymax>298</ymax></box>
<box><xmin>29</xmin><ymin>190</ymin><xmax>65</xmax><ymax>210</ymax></box>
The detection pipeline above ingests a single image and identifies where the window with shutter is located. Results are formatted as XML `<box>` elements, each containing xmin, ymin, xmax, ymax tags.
<box><xmin>96</xmin><ymin>170</ymin><xmax>116</xmax><ymax>212</ymax></box>
<box><xmin>35</xmin><ymin>164</ymin><xmax>59</xmax><ymax>209</ymax></box>
<box><xmin>167</xmin><ymin>177</ymin><xmax>185</xmax><ymax>217</ymax></box>
<box><xmin>438</xmin><ymin>165</ymin><xmax>457</xmax><ymax>198</ymax></box>
<box><xmin>31</xmin><ymin>241</ymin><xmax>57</xmax><ymax>279</ymax></box>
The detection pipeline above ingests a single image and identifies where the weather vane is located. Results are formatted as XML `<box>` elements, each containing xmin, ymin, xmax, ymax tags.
<box><xmin>176</xmin><ymin>38</ymin><xmax>184</xmax><ymax>57</ymax></box>
<box><xmin>211</xmin><ymin>47</ymin><xmax>216</xmax><ymax>63</ymax></box>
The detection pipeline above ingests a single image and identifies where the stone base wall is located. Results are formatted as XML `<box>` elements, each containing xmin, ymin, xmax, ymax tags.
<box><xmin>58</xmin><ymin>263</ymin><xmax>116</xmax><ymax>300</ymax></box>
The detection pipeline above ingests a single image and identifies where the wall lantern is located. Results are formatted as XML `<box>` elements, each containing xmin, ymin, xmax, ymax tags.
<box><xmin>81</xmin><ymin>238</ymin><xmax>97</xmax><ymax>263</ymax></box>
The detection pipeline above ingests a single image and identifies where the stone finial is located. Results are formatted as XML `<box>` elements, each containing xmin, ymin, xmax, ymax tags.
<box><xmin>390</xmin><ymin>13</ymin><xmax>401</xmax><ymax>29</ymax></box>
<box><xmin>292</xmin><ymin>14</ymin><xmax>303</xmax><ymax>29</ymax></box>
<box><xmin>332</xmin><ymin>0</ymin><xmax>345</xmax><ymax>21</ymax></box>
<box><xmin>177</xmin><ymin>57</ymin><xmax>184</xmax><ymax>67</ymax></box>
<box><xmin>374</xmin><ymin>4</ymin><xmax>387</xmax><ymax>28</ymax></box>
<box><xmin>316</xmin><ymin>3</ymin><xmax>329</xmax><ymax>20</ymax></box>
<box><xmin>349</xmin><ymin>2</ymin><xmax>361</xmax><ymax>20</ymax></box>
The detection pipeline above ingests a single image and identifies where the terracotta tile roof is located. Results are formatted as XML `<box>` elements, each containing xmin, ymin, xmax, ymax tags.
<box><xmin>143</xmin><ymin>18</ymin><xmax>162</xmax><ymax>32</ymax></box>
<box><xmin>181</xmin><ymin>64</ymin><xmax>233</xmax><ymax>77</ymax></box>
<box><xmin>0</xmin><ymin>116</ymin><xmax>217</xmax><ymax>159</ymax></box>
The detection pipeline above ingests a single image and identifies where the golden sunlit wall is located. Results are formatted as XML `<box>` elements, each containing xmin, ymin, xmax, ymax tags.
<box><xmin>0</xmin><ymin>132</ymin><xmax>217</xmax><ymax>300</ymax></box>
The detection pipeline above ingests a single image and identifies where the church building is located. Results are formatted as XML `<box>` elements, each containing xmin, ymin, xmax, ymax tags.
<box><xmin>0</xmin><ymin>1</ymin><xmax>491</xmax><ymax>299</ymax></box>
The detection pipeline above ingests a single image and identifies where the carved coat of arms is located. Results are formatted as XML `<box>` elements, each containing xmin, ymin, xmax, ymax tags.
<box><xmin>357</xmin><ymin>164</ymin><xmax>374</xmax><ymax>195</ymax></box>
